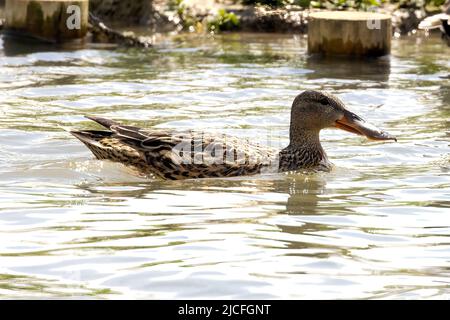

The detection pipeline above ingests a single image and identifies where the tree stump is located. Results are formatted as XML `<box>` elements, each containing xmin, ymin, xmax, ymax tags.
<box><xmin>308</xmin><ymin>11</ymin><xmax>391</xmax><ymax>57</ymax></box>
<box><xmin>5</xmin><ymin>0</ymin><xmax>88</xmax><ymax>43</ymax></box>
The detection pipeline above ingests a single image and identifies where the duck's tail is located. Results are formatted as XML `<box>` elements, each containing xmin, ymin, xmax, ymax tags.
<box><xmin>70</xmin><ymin>130</ymin><xmax>114</xmax><ymax>160</ymax></box>
<box><xmin>70</xmin><ymin>116</ymin><xmax>119</xmax><ymax>158</ymax></box>
<box><xmin>70</xmin><ymin>130</ymin><xmax>112</xmax><ymax>145</ymax></box>
<box><xmin>84</xmin><ymin>115</ymin><xmax>120</xmax><ymax>129</ymax></box>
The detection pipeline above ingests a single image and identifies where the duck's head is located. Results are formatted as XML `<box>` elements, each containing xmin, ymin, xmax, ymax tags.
<box><xmin>290</xmin><ymin>90</ymin><xmax>396</xmax><ymax>143</ymax></box>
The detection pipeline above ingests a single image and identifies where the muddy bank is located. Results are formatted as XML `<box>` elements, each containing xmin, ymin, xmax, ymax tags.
<box><xmin>89</xmin><ymin>1</ymin><xmax>310</xmax><ymax>33</ymax></box>
<box><xmin>234</xmin><ymin>6</ymin><xmax>307</xmax><ymax>33</ymax></box>
<box><xmin>89</xmin><ymin>0</ymin><xmax>436</xmax><ymax>35</ymax></box>
<box><xmin>191</xmin><ymin>5</ymin><xmax>432</xmax><ymax>35</ymax></box>
<box><xmin>89</xmin><ymin>0</ymin><xmax>154</xmax><ymax>26</ymax></box>
<box><xmin>0</xmin><ymin>1</ymin><xmax>442</xmax><ymax>36</ymax></box>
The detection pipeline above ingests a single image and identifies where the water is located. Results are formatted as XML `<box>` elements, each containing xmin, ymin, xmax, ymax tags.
<box><xmin>0</xmin><ymin>32</ymin><xmax>449</xmax><ymax>299</ymax></box>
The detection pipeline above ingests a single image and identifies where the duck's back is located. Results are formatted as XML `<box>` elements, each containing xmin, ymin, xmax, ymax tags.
<box><xmin>71</xmin><ymin>117</ymin><xmax>278</xmax><ymax>180</ymax></box>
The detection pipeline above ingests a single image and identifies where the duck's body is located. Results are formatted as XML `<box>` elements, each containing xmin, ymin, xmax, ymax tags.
<box><xmin>71</xmin><ymin>91</ymin><xmax>395</xmax><ymax>180</ymax></box>
<box><xmin>72</xmin><ymin>120</ymin><xmax>277</xmax><ymax>179</ymax></box>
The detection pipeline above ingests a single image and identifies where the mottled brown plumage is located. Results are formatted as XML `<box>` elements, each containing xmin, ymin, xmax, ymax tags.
<box><xmin>71</xmin><ymin>90</ymin><xmax>396</xmax><ymax>180</ymax></box>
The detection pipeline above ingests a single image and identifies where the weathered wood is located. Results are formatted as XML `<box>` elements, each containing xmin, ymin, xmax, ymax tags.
<box><xmin>88</xmin><ymin>13</ymin><xmax>152</xmax><ymax>48</ymax></box>
<box><xmin>308</xmin><ymin>11</ymin><xmax>391</xmax><ymax>57</ymax></box>
<box><xmin>5</xmin><ymin>0</ymin><xmax>88</xmax><ymax>42</ymax></box>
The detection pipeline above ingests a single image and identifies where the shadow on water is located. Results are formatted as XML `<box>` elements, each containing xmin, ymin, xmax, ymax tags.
<box><xmin>72</xmin><ymin>172</ymin><xmax>340</xmax><ymax>255</ymax></box>
<box><xmin>0</xmin><ymin>273</ymin><xmax>115</xmax><ymax>298</ymax></box>
<box><xmin>1</xmin><ymin>35</ymin><xmax>61</xmax><ymax>56</ymax></box>
<box><xmin>0</xmin><ymin>34</ymin><xmax>105</xmax><ymax>56</ymax></box>
<box><xmin>76</xmin><ymin>172</ymin><xmax>329</xmax><ymax>217</ymax></box>
<box><xmin>279</xmin><ymin>176</ymin><xmax>326</xmax><ymax>215</ymax></box>
<box><xmin>305</xmin><ymin>54</ymin><xmax>391</xmax><ymax>83</ymax></box>
<box><xmin>440</xmin><ymin>81</ymin><xmax>450</xmax><ymax>108</ymax></box>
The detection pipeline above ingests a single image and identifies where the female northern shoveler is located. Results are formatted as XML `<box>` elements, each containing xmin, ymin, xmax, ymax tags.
<box><xmin>71</xmin><ymin>90</ymin><xmax>396</xmax><ymax>180</ymax></box>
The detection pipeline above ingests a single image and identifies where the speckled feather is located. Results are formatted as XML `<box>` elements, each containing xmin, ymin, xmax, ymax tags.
<box><xmin>71</xmin><ymin>117</ymin><xmax>279</xmax><ymax>180</ymax></box>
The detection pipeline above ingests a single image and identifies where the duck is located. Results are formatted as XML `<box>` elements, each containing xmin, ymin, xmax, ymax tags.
<box><xmin>71</xmin><ymin>90</ymin><xmax>396</xmax><ymax>180</ymax></box>
<box><xmin>418</xmin><ymin>0</ymin><xmax>450</xmax><ymax>44</ymax></box>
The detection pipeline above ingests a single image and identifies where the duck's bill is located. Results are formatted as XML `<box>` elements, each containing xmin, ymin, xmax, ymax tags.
<box><xmin>334</xmin><ymin>110</ymin><xmax>397</xmax><ymax>142</ymax></box>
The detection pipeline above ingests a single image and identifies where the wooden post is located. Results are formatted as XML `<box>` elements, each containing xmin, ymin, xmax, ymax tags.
<box><xmin>308</xmin><ymin>11</ymin><xmax>391</xmax><ymax>57</ymax></box>
<box><xmin>5</xmin><ymin>0</ymin><xmax>88</xmax><ymax>43</ymax></box>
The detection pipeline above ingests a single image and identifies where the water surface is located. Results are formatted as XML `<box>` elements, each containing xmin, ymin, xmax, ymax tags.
<box><xmin>0</xmin><ymin>33</ymin><xmax>449</xmax><ymax>299</ymax></box>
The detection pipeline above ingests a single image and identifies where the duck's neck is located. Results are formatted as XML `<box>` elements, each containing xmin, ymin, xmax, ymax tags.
<box><xmin>289</xmin><ymin>126</ymin><xmax>322</xmax><ymax>149</ymax></box>
<box><xmin>278</xmin><ymin>128</ymin><xmax>329</xmax><ymax>171</ymax></box>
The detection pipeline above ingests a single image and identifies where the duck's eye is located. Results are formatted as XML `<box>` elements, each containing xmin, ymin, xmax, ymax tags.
<box><xmin>319</xmin><ymin>97</ymin><xmax>329</xmax><ymax>105</ymax></box>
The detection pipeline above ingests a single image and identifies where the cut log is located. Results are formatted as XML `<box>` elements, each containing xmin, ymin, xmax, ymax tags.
<box><xmin>5</xmin><ymin>0</ymin><xmax>88</xmax><ymax>43</ymax></box>
<box><xmin>308</xmin><ymin>11</ymin><xmax>391</xmax><ymax>57</ymax></box>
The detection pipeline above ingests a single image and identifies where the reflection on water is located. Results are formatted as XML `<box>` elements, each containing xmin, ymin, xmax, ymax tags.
<box><xmin>0</xmin><ymin>32</ymin><xmax>449</xmax><ymax>299</ymax></box>
<box><xmin>0</xmin><ymin>35</ymin><xmax>91</xmax><ymax>57</ymax></box>
<box><xmin>305</xmin><ymin>54</ymin><xmax>391</xmax><ymax>83</ymax></box>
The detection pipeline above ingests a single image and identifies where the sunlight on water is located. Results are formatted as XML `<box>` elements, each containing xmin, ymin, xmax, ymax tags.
<box><xmin>0</xmin><ymin>33</ymin><xmax>449</xmax><ymax>299</ymax></box>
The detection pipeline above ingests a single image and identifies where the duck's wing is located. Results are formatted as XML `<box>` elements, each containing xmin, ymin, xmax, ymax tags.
<box><xmin>111</xmin><ymin>125</ymin><xmax>277</xmax><ymax>179</ymax></box>
<box><xmin>76</xmin><ymin>116</ymin><xmax>278</xmax><ymax>179</ymax></box>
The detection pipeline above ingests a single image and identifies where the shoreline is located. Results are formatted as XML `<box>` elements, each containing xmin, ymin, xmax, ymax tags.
<box><xmin>0</xmin><ymin>1</ymin><xmax>446</xmax><ymax>47</ymax></box>
<box><xmin>89</xmin><ymin>1</ymin><xmax>442</xmax><ymax>36</ymax></box>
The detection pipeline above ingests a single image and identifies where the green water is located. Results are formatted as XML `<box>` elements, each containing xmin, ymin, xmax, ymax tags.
<box><xmin>0</xmin><ymin>33</ymin><xmax>449</xmax><ymax>299</ymax></box>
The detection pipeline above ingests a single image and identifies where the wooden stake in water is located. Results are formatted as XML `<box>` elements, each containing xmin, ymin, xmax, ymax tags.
<box><xmin>308</xmin><ymin>11</ymin><xmax>391</xmax><ymax>57</ymax></box>
<box><xmin>4</xmin><ymin>0</ymin><xmax>89</xmax><ymax>43</ymax></box>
